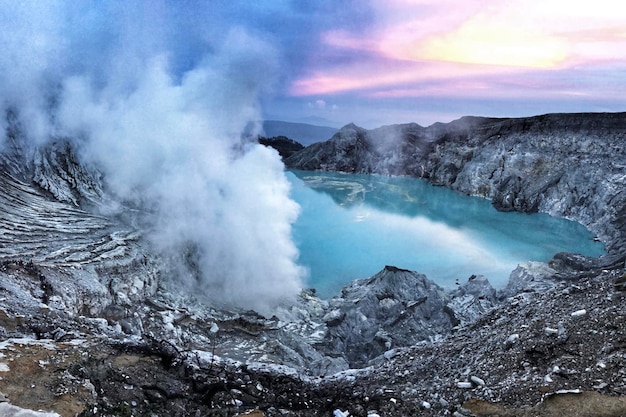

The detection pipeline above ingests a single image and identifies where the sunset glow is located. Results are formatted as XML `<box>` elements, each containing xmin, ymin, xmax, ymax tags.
<box><xmin>412</xmin><ymin>20</ymin><xmax>568</xmax><ymax>68</ymax></box>
<box><xmin>281</xmin><ymin>0</ymin><xmax>626</xmax><ymax>125</ymax></box>
<box><xmin>50</xmin><ymin>0</ymin><xmax>619</xmax><ymax>127</ymax></box>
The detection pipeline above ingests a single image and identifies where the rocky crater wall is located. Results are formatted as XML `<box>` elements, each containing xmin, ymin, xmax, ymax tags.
<box><xmin>285</xmin><ymin>113</ymin><xmax>626</xmax><ymax>254</ymax></box>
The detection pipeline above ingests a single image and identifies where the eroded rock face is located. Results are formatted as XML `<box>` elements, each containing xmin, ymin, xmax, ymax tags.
<box><xmin>0</xmin><ymin>142</ymin><xmax>158</xmax><ymax>322</ymax></box>
<box><xmin>307</xmin><ymin>266</ymin><xmax>503</xmax><ymax>368</ymax></box>
<box><xmin>286</xmin><ymin>113</ymin><xmax>626</xmax><ymax>253</ymax></box>
<box><xmin>448</xmin><ymin>274</ymin><xmax>498</xmax><ymax>324</ymax></box>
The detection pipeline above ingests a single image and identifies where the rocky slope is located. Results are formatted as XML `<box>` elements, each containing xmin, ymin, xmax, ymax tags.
<box><xmin>0</xmin><ymin>113</ymin><xmax>625</xmax><ymax>416</ymax></box>
<box><xmin>1</xmin><ymin>259</ymin><xmax>623</xmax><ymax>417</ymax></box>
<box><xmin>285</xmin><ymin>113</ymin><xmax>626</xmax><ymax>254</ymax></box>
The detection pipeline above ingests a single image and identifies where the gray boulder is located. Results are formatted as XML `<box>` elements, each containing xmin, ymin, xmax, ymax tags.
<box><xmin>448</xmin><ymin>274</ymin><xmax>498</xmax><ymax>324</ymax></box>
<box><xmin>317</xmin><ymin>266</ymin><xmax>455</xmax><ymax>366</ymax></box>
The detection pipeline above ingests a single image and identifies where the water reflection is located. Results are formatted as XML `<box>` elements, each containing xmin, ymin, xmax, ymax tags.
<box><xmin>290</xmin><ymin>169</ymin><xmax>486</xmax><ymax>226</ymax></box>
<box><xmin>288</xmin><ymin>170</ymin><xmax>605</xmax><ymax>298</ymax></box>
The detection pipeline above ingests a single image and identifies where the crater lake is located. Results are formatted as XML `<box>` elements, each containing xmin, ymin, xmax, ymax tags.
<box><xmin>287</xmin><ymin>170</ymin><xmax>606</xmax><ymax>298</ymax></box>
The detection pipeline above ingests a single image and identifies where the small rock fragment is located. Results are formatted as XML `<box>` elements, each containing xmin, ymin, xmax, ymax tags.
<box><xmin>505</xmin><ymin>333</ymin><xmax>519</xmax><ymax>345</ymax></box>
<box><xmin>571</xmin><ymin>309</ymin><xmax>587</xmax><ymax>317</ymax></box>
<box><xmin>470</xmin><ymin>376</ymin><xmax>486</xmax><ymax>387</ymax></box>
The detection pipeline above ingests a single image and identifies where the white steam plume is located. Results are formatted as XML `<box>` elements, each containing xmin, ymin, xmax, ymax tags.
<box><xmin>0</xmin><ymin>2</ymin><xmax>305</xmax><ymax>313</ymax></box>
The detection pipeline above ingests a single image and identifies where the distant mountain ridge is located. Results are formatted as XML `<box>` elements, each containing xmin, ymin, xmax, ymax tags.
<box><xmin>262</xmin><ymin>120</ymin><xmax>338</xmax><ymax>146</ymax></box>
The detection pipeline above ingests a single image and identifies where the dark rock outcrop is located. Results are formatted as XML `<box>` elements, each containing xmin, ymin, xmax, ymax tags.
<box><xmin>258</xmin><ymin>136</ymin><xmax>304</xmax><ymax>159</ymax></box>
<box><xmin>314</xmin><ymin>266</ymin><xmax>501</xmax><ymax>367</ymax></box>
<box><xmin>2</xmin><ymin>260</ymin><xmax>623</xmax><ymax>417</ymax></box>
<box><xmin>319</xmin><ymin>266</ymin><xmax>456</xmax><ymax>366</ymax></box>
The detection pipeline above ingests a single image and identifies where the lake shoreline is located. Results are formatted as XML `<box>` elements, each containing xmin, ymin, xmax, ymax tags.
<box><xmin>287</xmin><ymin>169</ymin><xmax>605</xmax><ymax>298</ymax></box>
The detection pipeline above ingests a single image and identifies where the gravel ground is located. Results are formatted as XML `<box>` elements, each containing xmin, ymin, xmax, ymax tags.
<box><xmin>1</xmin><ymin>262</ymin><xmax>624</xmax><ymax>417</ymax></box>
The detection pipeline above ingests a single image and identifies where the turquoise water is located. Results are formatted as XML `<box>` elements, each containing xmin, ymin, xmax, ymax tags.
<box><xmin>287</xmin><ymin>170</ymin><xmax>606</xmax><ymax>298</ymax></box>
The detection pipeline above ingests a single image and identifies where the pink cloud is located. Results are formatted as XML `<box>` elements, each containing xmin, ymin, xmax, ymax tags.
<box><xmin>290</xmin><ymin>58</ymin><xmax>524</xmax><ymax>96</ymax></box>
<box><xmin>289</xmin><ymin>0</ymin><xmax>626</xmax><ymax>100</ymax></box>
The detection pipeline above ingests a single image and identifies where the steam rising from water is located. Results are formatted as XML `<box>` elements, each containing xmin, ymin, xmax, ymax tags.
<box><xmin>0</xmin><ymin>2</ymin><xmax>305</xmax><ymax>313</ymax></box>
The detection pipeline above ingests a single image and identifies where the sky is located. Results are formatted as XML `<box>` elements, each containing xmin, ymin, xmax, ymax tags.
<box><xmin>224</xmin><ymin>0</ymin><xmax>626</xmax><ymax>127</ymax></box>
<box><xmin>3</xmin><ymin>0</ymin><xmax>623</xmax><ymax>128</ymax></box>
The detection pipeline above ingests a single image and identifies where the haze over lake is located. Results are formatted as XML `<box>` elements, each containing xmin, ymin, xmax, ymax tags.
<box><xmin>288</xmin><ymin>170</ymin><xmax>606</xmax><ymax>298</ymax></box>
